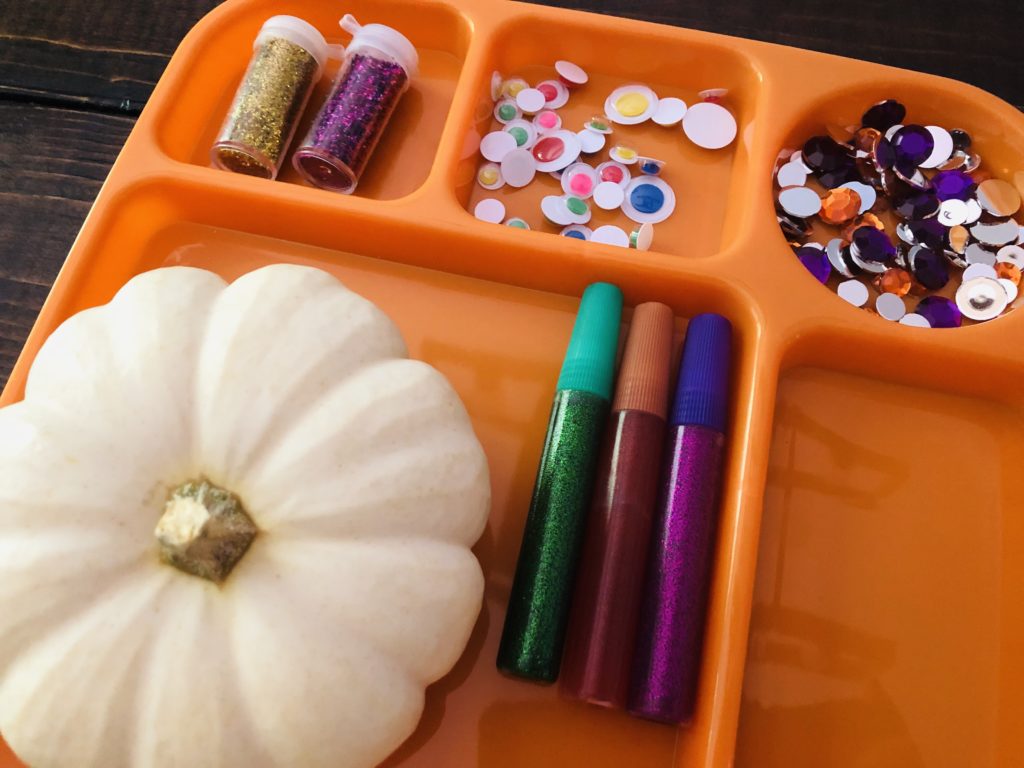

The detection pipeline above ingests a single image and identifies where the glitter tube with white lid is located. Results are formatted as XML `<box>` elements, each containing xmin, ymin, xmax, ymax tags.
<box><xmin>293</xmin><ymin>14</ymin><xmax>418</xmax><ymax>194</ymax></box>
<box><xmin>211</xmin><ymin>16</ymin><xmax>329</xmax><ymax>180</ymax></box>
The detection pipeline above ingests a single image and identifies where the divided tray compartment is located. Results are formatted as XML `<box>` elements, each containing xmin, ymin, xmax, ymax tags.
<box><xmin>3</xmin><ymin>1</ymin><xmax>1024</xmax><ymax>767</ymax></box>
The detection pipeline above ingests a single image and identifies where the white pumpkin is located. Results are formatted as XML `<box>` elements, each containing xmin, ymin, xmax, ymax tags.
<box><xmin>0</xmin><ymin>265</ymin><xmax>490</xmax><ymax>768</ymax></box>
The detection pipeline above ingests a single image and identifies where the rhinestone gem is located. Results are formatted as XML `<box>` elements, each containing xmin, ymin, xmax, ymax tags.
<box><xmin>916</xmin><ymin>296</ymin><xmax>962</xmax><ymax>328</ymax></box>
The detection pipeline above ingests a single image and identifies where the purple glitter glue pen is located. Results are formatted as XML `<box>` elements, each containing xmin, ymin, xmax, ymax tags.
<box><xmin>627</xmin><ymin>313</ymin><xmax>732</xmax><ymax>724</ymax></box>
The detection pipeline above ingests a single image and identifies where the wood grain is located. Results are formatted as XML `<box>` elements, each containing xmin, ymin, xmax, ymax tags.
<box><xmin>0</xmin><ymin>0</ymin><xmax>1021</xmax><ymax>385</ymax></box>
<box><xmin>0</xmin><ymin>102</ymin><xmax>133</xmax><ymax>380</ymax></box>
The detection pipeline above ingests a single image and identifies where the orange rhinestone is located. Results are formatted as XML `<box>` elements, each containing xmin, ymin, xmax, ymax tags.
<box><xmin>996</xmin><ymin>262</ymin><xmax>1022</xmax><ymax>285</ymax></box>
<box><xmin>820</xmin><ymin>187</ymin><xmax>862</xmax><ymax>225</ymax></box>
<box><xmin>874</xmin><ymin>268</ymin><xmax>912</xmax><ymax>297</ymax></box>
<box><xmin>854</xmin><ymin>127</ymin><xmax>881</xmax><ymax>153</ymax></box>
<box><xmin>949</xmin><ymin>225</ymin><xmax>970</xmax><ymax>254</ymax></box>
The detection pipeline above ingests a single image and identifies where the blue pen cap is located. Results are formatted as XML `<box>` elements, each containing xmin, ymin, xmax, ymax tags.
<box><xmin>669</xmin><ymin>313</ymin><xmax>732</xmax><ymax>431</ymax></box>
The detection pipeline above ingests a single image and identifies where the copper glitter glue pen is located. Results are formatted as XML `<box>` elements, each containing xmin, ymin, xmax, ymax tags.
<box><xmin>560</xmin><ymin>302</ymin><xmax>674</xmax><ymax>708</ymax></box>
<box><xmin>497</xmin><ymin>282</ymin><xmax>623</xmax><ymax>683</ymax></box>
<box><xmin>628</xmin><ymin>313</ymin><xmax>732</xmax><ymax>724</ymax></box>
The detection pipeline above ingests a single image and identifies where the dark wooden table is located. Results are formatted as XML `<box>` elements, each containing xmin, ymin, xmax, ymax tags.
<box><xmin>1</xmin><ymin>0</ymin><xmax>1021</xmax><ymax>385</ymax></box>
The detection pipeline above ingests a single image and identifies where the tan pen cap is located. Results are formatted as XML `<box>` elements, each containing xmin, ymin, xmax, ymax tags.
<box><xmin>611</xmin><ymin>302</ymin><xmax>674</xmax><ymax>418</ymax></box>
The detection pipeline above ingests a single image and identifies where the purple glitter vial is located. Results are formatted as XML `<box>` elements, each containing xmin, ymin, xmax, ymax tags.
<box><xmin>628</xmin><ymin>314</ymin><xmax>732</xmax><ymax>725</ymax></box>
<box><xmin>293</xmin><ymin>15</ymin><xmax>417</xmax><ymax>194</ymax></box>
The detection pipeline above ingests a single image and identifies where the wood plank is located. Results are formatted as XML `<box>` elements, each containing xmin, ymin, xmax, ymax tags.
<box><xmin>0</xmin><ymin>102</ymin><xmax>133</xmax><ymax>384</ymax></box>
<box><xmin>541</xmin><ymin>0</ymin><xmax>1024</xmax><ymax>109</ymax></box>
<box><xmin>0</xmin><ymin>0</ymin><xmax>1022</xmax><ymax>110</ymax></box>
<box><xmin>0</xmin><ymin>0</ymin><xmax>220</xmax><ymax>112</ymax></box>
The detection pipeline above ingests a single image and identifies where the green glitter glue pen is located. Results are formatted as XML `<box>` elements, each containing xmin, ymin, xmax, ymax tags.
<box><xmin>498</xmin><ymin>282</ymin><xmax>623</xmax><ymax>683</ymax></box>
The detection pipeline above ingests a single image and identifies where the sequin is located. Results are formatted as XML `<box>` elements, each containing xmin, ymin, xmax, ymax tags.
<box><xmin>474</xmin><ymin>198</ymin><xmax>506</xmax><ymax>223</ymax></box>
<box><xmin>777</xmin><ymin>161</ymin><xmax>809</xmax><ymax>188</ymax></box>
<box><xmin>576</xmin><ymin>129</ymin><xmax>606</xmax><ymax>154</ymax></box>
<box><xmin>965</xmin><ymin>243</ymin><xmax>997</xmax><ymax>266</ymax></box>
<box><xmin>516</xmin><ymin>87</ymin><xmax>546</xmax><ymax>114</ymax></box>
<box><xmin>997</xmin><ymin>244</ymin><xmax>1024</xmax><ymax>268</ymax></box>
<box><xmin>949</xmin><ymin>225</ymin><xmax>970</xmax><ymax>254</ymax></box>
<box><xmin>972</xmin><ymin>219</ymin><xmax>1019</xmax><ymax>246</ymax></box>
<box><xmin>555</xmin><ymin>60</ymin><xmax>588</xmax><ymax>87</ymax></box>
<box><xmin>838</xmin><ymin>279</ymin><xmax>869</xmax><ymax>306</ymax></box>
<box><xmin>481</xmin><ymin>130</ymin><xmax>518</xmax><ymax>162</ymax></box>
<box><xmin>977</xmin><ymin>179</ymin><xmax>1022</xmax><ymax>216</ymax></box>
<box><xmin>501</xmin><ymin>148</ymin><xmax>537</xmax><ymax>188</ymax></box>
<box><xmin>876</xmin><ymin>293</ymin><xmax>906</xmax><ymax>321</ymax></box>
<box><xmin>682</xmin><ymin>102</ymin><xmax>737</xmax><ymax>149</ymax></box>
<box><xmin>593</xmin><ymin>181</ymin><xmax>625</xmax><ymax>210</ymax></box>
<box><xmin>963</xmin><ymin>262</ymin><xmax>998</xmax><ymax>282</ymax></box>
<box><xmin>591</xmin><ymin>225</ymin><xmax>630</xmax><ymax>247</ymax></box>
<box><xmin>956</xmin><ymin>277</ymin><xmax>1008</xmax><ymax>320</ymax></box>
<box><xmin>779</xmin><ymin>186</ymin><xmax>823</xmax><ymax>218</ymax></box>
<box><xmin>652</xmin><ymin>97</ymin><xmax>687</xmax><ymax>126</ymax></box>
<box><xmin>920</xmin><ymin>126</ymin><xmax>954</xmax><ymax>169</ymax></box>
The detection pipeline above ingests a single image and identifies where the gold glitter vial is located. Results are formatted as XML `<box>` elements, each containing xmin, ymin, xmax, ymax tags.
<box><xmin>211</xmin><ymin>16</ymin><xmax>327</xmax><ymax>179</ymax></box>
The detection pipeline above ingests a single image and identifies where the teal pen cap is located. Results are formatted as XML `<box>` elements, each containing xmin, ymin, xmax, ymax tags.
<box><xmin>498</xmin><ymin>281</ymin><xmax>623</xmax><ymax>682</ymax></box>
<box><xmin>556</xmin><ymin>282</ymin><xmax>623</xmax><ymax>399</ymax></box>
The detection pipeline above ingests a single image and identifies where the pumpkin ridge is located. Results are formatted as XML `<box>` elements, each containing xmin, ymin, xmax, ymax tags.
<box><xmin>0</xmin><ymin>570</ymin><xmax>174</xmax><ymax>766</ymax></box>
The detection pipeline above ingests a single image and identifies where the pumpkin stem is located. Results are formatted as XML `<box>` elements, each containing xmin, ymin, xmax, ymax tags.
<box><xmin>155</xmin><ymin>479</ymin><xmax>258</xmax><ymax>583</ymax></box>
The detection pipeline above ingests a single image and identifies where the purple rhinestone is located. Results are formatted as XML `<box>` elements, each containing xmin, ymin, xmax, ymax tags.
<box><xmin>907</xmin><ymin>219</ymin><xmax>948</xmax><ymax>250</ymax></box>
<box><xmin>893</xmin><ymin>188</ymin><xmax>939</xmax><ymax>220</ymax></box>
<box><xmin>795</xmin><ymin>246</ymin><xmax>831</xmax><ymax>284</ymax></box>
<box><xmin>861</xmin><ymin>99</ymin><xmax>906</xmax><ymax>131</ymax></box>
<box><xmin>873</xmin><ymin>137</ymin><xmax>896</xmax><ymax>171</ymax></box>
<box><xmin>852</xmin><ymin>226</ymin><xmax>897</xmax><ymax>262</ymax></box>
<box><xmin>916</xmin><ymin>296</ymin><xmax>962</xmax><ymax>328</ymax></box>
<box><xmin>803</xmin><ymin>135</ymin><xmax>851</xmax><ymax>173</ymax></box>
<box><xmin>950</xmin><ymin>129</ymin><xmax>971</xmax><ymax>151</ymax></box>
<box><xmin>891</xmin><ymin>125</ymin><xmax>935</xmax><ymax>167</ymax></box>
<box><xmin>930</xmin><ymin>169</ymin><xmax>977</xmax><ymax>201</ymax></box>
<box><xmin>818</xmin><ymin>163</ymin><xmax>859</xmax><ymax>189</ymax></box>
<box><xmin>908</xmin><ymin>246</ymin><xmax>950</xmax><ymax>290</ymax></box>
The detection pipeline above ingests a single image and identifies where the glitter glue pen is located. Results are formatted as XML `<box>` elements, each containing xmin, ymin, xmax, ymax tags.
<box><xmin>628</xmin><ymin>313</ymin><xmax>732</xmax><ymax>724</ymax></box>
<box><xmin>560</xmin><ymin>302</ymin><xmax>674</xmax><ymax>708</ymax></box>
<box><xmin>498</xmin><ymin>282</ymin><xmax>623</xmax><ymax>683</ymax></box>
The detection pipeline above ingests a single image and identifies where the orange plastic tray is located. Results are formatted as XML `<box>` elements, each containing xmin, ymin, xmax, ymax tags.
<box><xmin>3</xmin><ymin>1</ymin><xmax>1023</xmax><ymax>766</ymax></box>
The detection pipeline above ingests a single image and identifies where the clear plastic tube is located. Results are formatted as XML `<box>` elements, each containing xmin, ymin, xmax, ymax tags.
<box><xmin>293</xmin><ymin>16</ymin><xmax>417</xmax><ymax>194</ymax></box>
<box><xmin>211</xmin><ymin>16</ymin><xmax>326</xmax><ymax>180</ymax></box>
